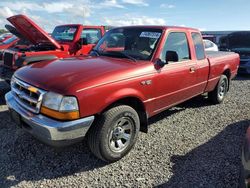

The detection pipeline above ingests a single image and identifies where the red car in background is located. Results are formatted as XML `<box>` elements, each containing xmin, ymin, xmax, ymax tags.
<box><xmin>0</xmin><ymin>14</ymin><xmax>105</xmax><ymax>82</ymax></box>
<box><xmin>0</xmin><ymin>33</ymin><xmax>12</xmax><ymax>42</ymax></box>
<box><xmin>0</xmin><ymin>36</ymin><xmax>19</xmax><ymax>50</ymax></box>
<box><xmin>0</xmin><ymin>36</ymin><xmax>19</xmax><ymax>60</ymax></box>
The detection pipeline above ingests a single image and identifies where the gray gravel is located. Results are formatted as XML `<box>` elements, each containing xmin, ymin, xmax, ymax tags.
<box><xmin>0</xmin><ymin>76</ymin><xmax>249</xmax><ymax>188</ymax></box>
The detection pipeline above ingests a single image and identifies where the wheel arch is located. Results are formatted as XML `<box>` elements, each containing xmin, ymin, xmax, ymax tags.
<box><xmin>100</xmin><ymin>96</ymin><xmax>148</xmax><ymax>133</ymax></box>
<box><xmin>222</xmin><ymin>68</ymin><xmax>231</xmax><ymax>91</ymax></box>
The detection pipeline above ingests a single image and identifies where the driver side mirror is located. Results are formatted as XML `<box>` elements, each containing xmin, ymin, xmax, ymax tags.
<box><xmin>155</xmin><ymin>50</ymin><xmax>179</xmax><ymax>69</ymax></box>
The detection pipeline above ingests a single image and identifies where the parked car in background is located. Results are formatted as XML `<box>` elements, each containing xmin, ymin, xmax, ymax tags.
<box><xmin>5</xmin><ymin>26</ymin><xmax>239</xmax><ymax>162</ymax></box>
<box><xmin>0</xmin><ymin>32</ymin><xmax>12</xmax><ymax>42</ymax></box>
<box><xmin>0</xmin><ymin>35</ymin><xmax>19</xmax><ymax>48</ymax></box>
<box><xmin>0</xmin><ymin>14</ymin><xmax>105</xmax><ymax>82</ymax></box>
<box><xmin>0</xmin><ymin>24</ymin><xmax>32</xmax><ymax>61</ymax></box>
<box><xmin>219</xmin><ymin>31</ymin><xmax>250</xmax><ymax>74</ymax></box>
<box><xmin>203</xmin><ymin>39</ymin><xmax>219</xmax><ymax>51</ymax></box>
<box><xmin>0</xmin><ymin>36</ymin><xmax>19</xmax><ymax>60</ymax></box>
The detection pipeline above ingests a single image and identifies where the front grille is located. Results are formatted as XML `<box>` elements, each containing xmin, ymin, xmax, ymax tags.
<box><xmin>3</xmin><ymin>52</ymin><xmax>14</xmax><ymax>67</ymax></box>
<box><xmin>11</xmin><ymin>77</ymin><xmax>46</xmax><ymax>113</ymax></box>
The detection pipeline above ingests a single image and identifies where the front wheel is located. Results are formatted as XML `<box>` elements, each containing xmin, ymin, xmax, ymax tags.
<box><xmin>208</xmin><ymin>75</ymin><xmax>229</xmax><ymax>104</ymax></box>
<box><xmin>87</xmin><ymin>105</ymin><xmax>140</xmax><ymax>162</ymax></box>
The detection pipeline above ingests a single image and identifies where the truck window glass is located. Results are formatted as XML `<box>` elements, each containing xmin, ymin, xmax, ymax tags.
<box><xmin>226</xmin><ymin>32</ymin><xmax>250</xmax><ymax>51</ymax></box>
<box><xmin>81</xmin><ymin>29</ymin><xmax>102</xmax><ymax>44</ymax></box>
<box><xmin>52</xmin><ymin>26</ymin><xmax>78</xmax><ymax>42</ymax></box>
<box><xmin>192</xmin><ymin>32</ymin><xmax>206</xmax><ymax>60</ymax></box>
<box><xmin>160</xmin><ymin>32</ymin><xmax>190</xmax><ymax>63</ymax></box>
<box><xmin>94</xmin><ymin>28</ymin><xmax>163</xmax><ymax>61</ymax></box>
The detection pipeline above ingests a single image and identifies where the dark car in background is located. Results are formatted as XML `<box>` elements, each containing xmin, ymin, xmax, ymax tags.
<box><xmin>220</xmin><ymin>31</ymin><xmax>250</xmax><ymax>74</ymax></box>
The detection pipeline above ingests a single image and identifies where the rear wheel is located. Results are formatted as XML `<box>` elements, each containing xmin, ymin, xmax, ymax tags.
<box><xmin>208</xmin><ymin>75</ymin><xmax>228</xmax><ymax>104</ymax></box>
<box><xmin>87</xmin><ymin>105</ymin><xmax>140</xmax><ymax>162</ymax></box>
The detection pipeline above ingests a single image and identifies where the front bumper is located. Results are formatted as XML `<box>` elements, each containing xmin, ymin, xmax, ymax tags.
<box><xmin>5</xmin><ymin>91</ymin><xmax>95</xmax><ymax>147</ymax></box>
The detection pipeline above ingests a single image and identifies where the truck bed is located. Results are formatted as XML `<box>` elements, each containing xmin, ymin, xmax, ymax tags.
<box><xmin>205</xmin><ymin>51</ymin><xmax>240</xmax><ymax>92</ymax></box>
<box><xmin>206</xmin><ymin>51</ymin><xmax>237</xmax><ymax>58</ymax></box>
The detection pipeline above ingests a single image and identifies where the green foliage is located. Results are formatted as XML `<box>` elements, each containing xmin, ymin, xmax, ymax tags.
<box><xmin>0</xmin><ymin>29</ymin><xmax>8</xmax><ymax>34</ymax></box>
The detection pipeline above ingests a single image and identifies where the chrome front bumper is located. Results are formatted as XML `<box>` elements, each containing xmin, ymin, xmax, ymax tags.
<box><xmin>5</xmin><ymin>91</ymin><xmax>95</xmax><ymax>147</ymax></box>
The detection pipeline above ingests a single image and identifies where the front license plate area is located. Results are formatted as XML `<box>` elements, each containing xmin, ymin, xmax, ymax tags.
<box><xmin>10</xmin><ymin>109</ymin><xmax>21</xmax><ymax>126</ymax></box>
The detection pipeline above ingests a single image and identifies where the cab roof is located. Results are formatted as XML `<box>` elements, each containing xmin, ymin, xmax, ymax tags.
<box><xmin>112</xmin><ymin>25</ymin><xmax>200</xmax><ymax>32</ymax></box>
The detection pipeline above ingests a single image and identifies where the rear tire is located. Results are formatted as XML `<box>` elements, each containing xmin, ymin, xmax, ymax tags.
<box><xmin>208</xmin><ymin>75</ymin><xmax>228</xmax><ymax>104</ymax></box>
<box><xmin>87</xmin><ymin>105</ymin><xmax>140</xmax><ymax>162</ymax></box>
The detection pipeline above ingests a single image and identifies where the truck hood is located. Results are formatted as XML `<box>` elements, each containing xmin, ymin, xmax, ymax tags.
<box><xmin>15</xmin><ymin>56</ymin><xmax>149</xmax><ymax>94</ymax></box>
<box><xmin>7</xmin><ymin>14</ymin><xmax>61</xmax><ymax>49</ymax></box>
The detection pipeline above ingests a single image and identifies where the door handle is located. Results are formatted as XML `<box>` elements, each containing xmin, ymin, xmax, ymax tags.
<box><xmin>190</xmin><ymin>67</ymin><xmax>196</xmax><ymax>73</ymax></box>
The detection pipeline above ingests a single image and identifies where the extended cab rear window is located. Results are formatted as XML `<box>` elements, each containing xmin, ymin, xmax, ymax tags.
<box><xmin>52</xmin><ymin>26</ymin><xmax>78</xmax><ymax>42</ymax></box>
<box><xmin>192</xmin><ymin>32</ymin><xmax>206</xmax><ymax>60</ymax></box>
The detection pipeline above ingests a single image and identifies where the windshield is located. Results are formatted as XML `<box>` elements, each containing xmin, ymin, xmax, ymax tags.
<box><xmin>93</xmin><ymin>27</ymin><xmax>163</xmax><ymax>61</ymax></box>
<box><xmin>52</xmin><ymin>25</ymin><xmax>78</xmax><ymax>42</ymax></box>
<box><xmin>227</xmin><ymin>32</ymin><xmax>250</xmax><ymax>49</ymax></box>
<box><xmin>2</xmin><ymin>36</ymin><xmax>17</xmax><ymax>44</ymax></box>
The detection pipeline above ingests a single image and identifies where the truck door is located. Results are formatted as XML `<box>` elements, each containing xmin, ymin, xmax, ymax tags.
<box><xmin>153</xmin><ymin>32</ymin><xmax>199</xmax><ymax>113</ymax></box>
<box><xmin>78</xmin><ymin>28</ymin><xmax>103</xmax><ymax>55</ymax></box>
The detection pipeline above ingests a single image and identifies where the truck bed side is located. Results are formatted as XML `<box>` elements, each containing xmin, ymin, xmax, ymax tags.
<box><xmin>205</xmin><ymin>51</ymin><xmax>239</xmax><ymax>92</ymax></box>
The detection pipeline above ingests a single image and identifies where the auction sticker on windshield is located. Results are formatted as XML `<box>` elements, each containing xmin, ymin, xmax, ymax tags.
<box><xmin>140</xmin><ymin>32</ymin><xmax>161</xmax><ymax>39</ymax></box>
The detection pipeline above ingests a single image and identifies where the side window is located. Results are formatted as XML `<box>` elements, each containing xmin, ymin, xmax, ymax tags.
<box><xmin>192</xmin><ymin>32</ymin><xmax>206</xmax><ymax>60</ymax></box>
<box><xmin>81</xmin><ymin>29</ymin><xmax>102</xmax><ymax>44</ymax></box>
<box><xmin>160</xmin><ymin>32</ymin><xmax>190</xmax><ymax>63</ymax></box>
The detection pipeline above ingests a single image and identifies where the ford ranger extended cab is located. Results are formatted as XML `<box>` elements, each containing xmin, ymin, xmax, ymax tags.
<box><xmin>0</xmin><ymin>14</ymin><xmax>105</xmax><ymax>82</ymax></box>
<box><xmin>5</xmin><ymin>26</ymin><xmax>239</xmax><ymax>162</ymax></box>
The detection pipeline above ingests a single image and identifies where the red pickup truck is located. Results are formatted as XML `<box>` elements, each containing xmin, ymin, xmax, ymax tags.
<box><xmin>0</xmin><ymin>14</ymin><xmax>105</xmax><ymax>82</ymax></box>
<box><xmin>5</xmin><ymin>26</ymin><xmax>239</xmax><ymax>162</ymax></box>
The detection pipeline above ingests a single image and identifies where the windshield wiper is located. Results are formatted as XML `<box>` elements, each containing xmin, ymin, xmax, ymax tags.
<box><xmin>105</xmin><ymin>51</ymin><xmax>137</xmax><ymax>62</ymax></box>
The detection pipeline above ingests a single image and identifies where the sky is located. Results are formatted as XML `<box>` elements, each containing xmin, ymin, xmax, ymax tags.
<box><xmin>0</xmin><ymin>0</ymin><xmax>249</xmax><ymax>32</ymax></box>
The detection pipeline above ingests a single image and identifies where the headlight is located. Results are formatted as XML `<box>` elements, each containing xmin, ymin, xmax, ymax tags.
<box><xmin>59</xmin><ymin>97</ymin><xmax>79</xmax><ymax>111</ymax></box>
<box><xmin>41</xmin><ymin>92</ymin><xmax>79</xmax><ymax>120</ymax></box>
<box><xmin>42</xmin><ymin>92</ymin><xmax>63</xmax><ymax>111</ymax></box>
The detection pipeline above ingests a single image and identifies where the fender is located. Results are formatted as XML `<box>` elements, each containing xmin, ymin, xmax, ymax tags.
<box><xmin>96</xmin><ymin>88</ymin><xmax>149</xmax><ymax>133</ymax></box>
<box><xmin>15</xmin><ymin>55</ymin><xmax>58</xmax><ymax>67</ymax></box>
<box><xmin>99</xmin><ymin>87</ymin><xmax>147</xmax><ymax>113</ymax></box>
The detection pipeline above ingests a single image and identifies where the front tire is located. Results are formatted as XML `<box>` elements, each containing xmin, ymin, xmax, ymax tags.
<box><xmin>87</xmin><ymin>105</ymin><xmax>140</xmax><ymax>162</ymax></box>
<box><xmin>208</xmin><ymin>75</ymin><xmax>229</xmax><ymax>104</ymax></box>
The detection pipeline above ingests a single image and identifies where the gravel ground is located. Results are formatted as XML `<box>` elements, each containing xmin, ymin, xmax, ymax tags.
<box><xmin>0</xmin><ymin>76</ymin><xmax>249</xmax><ymax>188</ymax></box>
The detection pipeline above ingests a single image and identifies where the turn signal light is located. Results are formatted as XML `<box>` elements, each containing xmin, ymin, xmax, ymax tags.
<box><xmin>41</xmin><ymin>106</ymin><xmax>80</xmax><ymax>120</ymax></box>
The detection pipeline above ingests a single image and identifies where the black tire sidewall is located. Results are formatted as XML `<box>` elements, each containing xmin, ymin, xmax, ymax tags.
<box><xmin>100</xmin><ymin>106</ymin><xmax>140</xmax><ymax>161</ymax></box>
<box><xmin>216</xmin><ymin>75</ymin><xmax>228</xmax><ymax>103</ymax></box>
